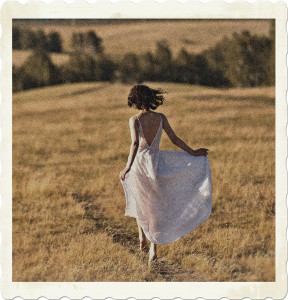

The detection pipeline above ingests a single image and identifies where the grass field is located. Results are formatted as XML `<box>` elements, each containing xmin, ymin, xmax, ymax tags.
<box><xmin>12</xmin><ymin>19</ymin><xmax>272</xmax><ymax>67</ymax></box>
<box><xmin>12</xmin><ymin>81</ymin><xmax>275</xmax><ymax>281</ymax></box>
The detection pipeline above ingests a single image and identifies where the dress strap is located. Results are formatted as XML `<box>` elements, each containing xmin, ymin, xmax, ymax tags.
<box><xmin>136</xmin><ymin>116</ymin><xmax>143</xmax><ymax>134</ymax></box>
<box><xmin>136</xmin><ymin>115</ymin><xmax>162</xmax><ymax>130</ymax></box>
<box><xmin>136</xmin><ymin>116</ymin><xmax>140</xmax><ymax>126</ymax></box>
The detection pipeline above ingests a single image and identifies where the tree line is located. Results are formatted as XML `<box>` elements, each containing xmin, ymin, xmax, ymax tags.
<box><xmin>13</xmin><ymin>26</ymin><xmax>104</xmax><ymax>55</ymax></box>
<box><xmin>13</xmin><ymin>27</ymin><xmax>62</xmax><ymax>53</ymax></box>
<box><xmin>13</xmin><ymin>23</ymin><xmax>275</xmax><ymax>92</ymax></box>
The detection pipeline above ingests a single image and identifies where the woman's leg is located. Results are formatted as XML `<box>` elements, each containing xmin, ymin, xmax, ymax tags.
<box><xmin>148</xmin><ymin>242</ymin><xmax>157</xmax><ymax>265</ymax></box>
<box><xmin>136</xmin><ymin>219</ymin><xmax>149</xmax><ymax>252</ymax></box>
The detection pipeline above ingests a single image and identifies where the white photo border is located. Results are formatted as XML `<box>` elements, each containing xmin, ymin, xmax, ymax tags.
<box><xmin>1</xmin><ymin>0</ymin><xmax>287</xmax><ymax>299</ymax></box>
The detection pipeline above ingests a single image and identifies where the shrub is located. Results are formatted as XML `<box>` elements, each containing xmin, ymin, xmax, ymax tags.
<box><xmin>47</xmin><ymin>32</ymin><xmax>62</xmax><ymax>53</ymax></box>
<box><xmin>138</xmin><ymin>51</ymin><xmax>157</xmax><ymax>82</ymax></box>
<box><xmin>61</xmin><ymin>53</ymin><xmax>97</xmax><ymax>83</ymax></box>
<box><xmin>20</xmin><ymin>28</ymin><xmax>37</xmax><ymax>50</ymax></box>
<box><xmin>18</xmin><ymin>48</ymin><xmax>61</xmax><ymax>90</ymax></box>
<box><xmin>94</xmin><ymin>54</ymin><xmax>116</xmax><ymax>81</ymax></box>
<box><xmin>70</xmin><ymin>31</ymin><xmax>103</xmax><ymax>55</ymax></box>
<box><xmin>153</xmin><ymin>40</ymin><xmax>173</xmax><ymax>81</ymax></box>
<box><xmin>173</xmin><ymin>48</ymin><xmax>195</xmax><ymax>84</ymax></box>
<box><xmin>12</xmin><ymin>26</ymin><xmax>63</xmax><ymax>53</ymax></box>
<box><xmin>118</xmin><ymin>53</ymin><xmax>141</xmax><ymax>84</ymax></box>
<box><xmin>12</xmin><ymin>26</ymin><xmax>21</xmax><ymax>49</ymax></box>
<box><xmin>204</xmin><ymin>30</ymin><xmax>274</xmax><ymax>87</ymax></box>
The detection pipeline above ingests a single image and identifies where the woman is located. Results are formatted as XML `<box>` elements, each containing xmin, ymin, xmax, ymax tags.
<box><xmin>119</xmin><ymin>85</ymin><xmax>212</xmax><ymax>265</ymax></box>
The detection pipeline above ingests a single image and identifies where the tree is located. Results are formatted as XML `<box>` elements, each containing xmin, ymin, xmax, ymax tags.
<box><xmin>12</xmin><ymin>26</ymin><xmax>21</xmax><ymax>49</ymax></box>
<box><xmin>47</xmin><ymin>31</ymin><xmax>62</xmax><ymax>53</ymax></box>
<box><xmin>173</xmin><ymin>48</ymin><xmax>195</xmax><ymax>83</ymax></box>
<box><xmin>13</xmin><ymin>64</ymin><xmax>39</xmax><ymax>91</ymax></box>
<box><xmin>138</xmin><ymin>51</ymin><xmax>157</xmax><ymax>82</ymax></box>
<box><xmin>94</xmin><ymin>54</ymin><xmax>116</xmax><ymax>81</ymax></box>
<box><xmin>204</xmin><ymin>30</ymin><xmax>274</xmax><ymax>87</ymax></box>
<box><xmin>203</xmin><ymin>36</ymin><xmax>232</xmax><ymax>87</ymax></box>
<box><xmin>154</xmin><ymin>40</ymin><xmax>173</xmax><ymax>81</ymax></box>
<box><xmin>154</xmin><ymin>40</ymin><xmax>172</xmax><ymax>63</ymax></box>
<box><xmin>70</xmin><ymin>31</ymin><xmax>103</xmax><ymax>55</ymax></box>
<box><xmin>34</xmin><ymin>29</ymin><xmax>48</xmax><ymax>50</ymax></box>
<box><xmin>20</xmin><ymin>28</ymin><xmax>37</xmax><ymax>50</ymax></box>
<box><xmin>119</xmin><ymin>53</ymin><xmax>141</xmax><ymax>84</ymax></box>
<box><xmin>20</xmin><ymin>48</ymin><xmax>61</xmax><ymax>88</ymax></box>
<box><xmin>61</xmin><ymin>53</ymin><xmax>97</xmax><ymax>83</ymax></box>
<box><xmin>13</xmin><ymin>65</ymin><xmax>22</xmax><ymax>91</ymax></box>
<box><xmin>84</xmin><ymin>30</ymin><xmax>103</xmax><ymax>55</ymax></box>
<box><xmin>12</xmin><ymin>27</ymin><xmax>63</xmax><ymax>53</ymax></box>
<box><xmin>226</xmin><ymin>31</ymin><xmax>272</xmax><ymax>86</ymax></box>
<box><xmin>71</xmin><ymin>32</ymin><xmax>84</xmax><ymax>53</ymax></box>
<box><xmin>268</xmin><ymin>20</ymin><xmax>275</xmax><ymax>85</ymax></box>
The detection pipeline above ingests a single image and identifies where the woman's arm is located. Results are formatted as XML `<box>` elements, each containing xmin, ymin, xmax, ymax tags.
<box><xmin>161</xmin><ymin>113</ymin><xmax>208</xmax><ymax>156</ymax></box>
<box><xmin>120</xmin><ymin>117</ymin><xmax>139</xmax><ymax>180</ymax></box>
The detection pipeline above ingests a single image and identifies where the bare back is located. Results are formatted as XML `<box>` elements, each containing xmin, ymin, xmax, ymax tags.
<box><xmin>136</xmin><ymin>112</ymin><xmax>162</xmax><ymax>147</ymax></box>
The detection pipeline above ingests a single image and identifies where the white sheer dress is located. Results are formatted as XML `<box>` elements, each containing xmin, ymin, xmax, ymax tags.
<box><xmin>121</xmin><ymin>114</ymin><xmax>212</xmax><ymax>245</ymax></box>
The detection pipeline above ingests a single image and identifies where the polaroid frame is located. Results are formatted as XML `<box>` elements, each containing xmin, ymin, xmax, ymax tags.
<box><xmin>1</xmin><ymin>0</ymin><xmax>287</xmax><ymax>299</ymax></box>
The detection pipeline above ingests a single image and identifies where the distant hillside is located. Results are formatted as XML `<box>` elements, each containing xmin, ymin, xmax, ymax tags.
<box><xmin>12</xmin><ymin>19</ymin><xmax>271</xmax><ymax>66</ymax></box>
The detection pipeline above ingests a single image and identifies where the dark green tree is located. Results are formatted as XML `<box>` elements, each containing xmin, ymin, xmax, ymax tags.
<box><xmin>203</xmin><ymin>36</ymin><xmax>232</xmax><ymax>87</ymax></box>
<box><xmin>84</xmin><ymin>30</ymin><xmax>103</xmax><ymax>55</ymax></box>
<box><xmin>192</xmin><ymin>54</ymin><xmax>215</xmax><ymax>86</ymax></box>
<box><xmin>70</xmin><ymin>31</ymin><xmax>103</xmax><ymax>55</ymax></box>
<box><xmin>173</xmin><ymin>48</ymin><xmax>195</xmax><ymax>83</ymax></box>
<box><xmin>61</xmin><ymin>53</ymin><xmax>97</xmax><ymax>83</ymax></box>
<box><xmin>226</xmin><ymin>31</ymin><xmax>272</xmax><ymax>86</ymax></box>
<box><xmin>13</xmin><ymin>65</ymin><xmax>22</xmax><ymax>91</ymax></box>
<box><xmin>94</xmin><ymin>54</ymin><xmax>116</xmax><ymax>81</ymax></box>
<box><xmin>20</xmin><ymin>29</ymin><xmax>37</xmax><ymax>50</ymax></box>
<box><xmin>204</xmin><ymin>30</ymin><xmax>274</xmax><ymax>87</ymax></box>
<box><xmin>70</xmin><ymin>32</ymin><xmax>84</xmax><ymax>53</ymax></box>
<box><xmin>138</xmin><ymin>51</ymin><xmax>157</xmax><ymax>82</ymax></box>
<box><xmin>34</xmin><ymin>29</ymin><xmax>49</xmax><ymax>50</ymax></box>
<box><xmin>13</xmin><ymin>64</ymin><xmax>38</xmax><ymax>91</ymax></box>
<box><xmin>12</xmin><ymin>26</ymin><xmax>21</xmax><ymax>49</ymax></box>
<box><xmin>20</xmin><ymin>48</ymin><xmax>61</xmax><ymax>88</ymax></box>
<box><xmin>47</xmin><ymin>31</ymin><xmax>62</xmax><ymax>53</ymax></box>
<box><xmin>268</xmin><ymin>20</ymin><xmax>275</xmax><ymax>85</ymax></box>
<box><xmin>119</xmin><ymin>53</ymin><xmax>141</xmax><ymax>83</ymax></box>
<box><xmin>154</xmin><ymin>40</ymin><xmax>173</xmax><ymax>81</ymax></box>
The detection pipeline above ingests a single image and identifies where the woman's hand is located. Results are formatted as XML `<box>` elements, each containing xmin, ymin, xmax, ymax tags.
<box><xmin>192</xmin><ymin>148</ymin><xmax>209</xmax><ymax>156</ymax></box>
<box><xmin>119</xmin><ymin>167</ymin><xmax>131</xmax><ymax>181</ymax></box>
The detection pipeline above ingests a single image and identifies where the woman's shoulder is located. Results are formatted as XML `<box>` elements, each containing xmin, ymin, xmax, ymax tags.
<box><xmin>130</xmin><ymin>112</ymin><xmax>166</xmax><ymax>121</ymax></box>
<box><xmin>157</xmin><ymin>112</ymin><xmax>167</xmax><ymax>120</ymax></box>
<box><xmin>128</xmin><ymin>115</ymin><xmax>140</xmax><ymax>127</ymax></box>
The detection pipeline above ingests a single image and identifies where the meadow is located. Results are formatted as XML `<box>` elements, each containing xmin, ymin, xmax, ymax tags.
<box><xmin>12</xmin><ymin>19</ymin><xmax>271</xmax><ymax>67</ymax></box>
<box><xmin>12</xmin><ymin>82</ymin><xmax>275</xmax><ymax>281</ymax></box>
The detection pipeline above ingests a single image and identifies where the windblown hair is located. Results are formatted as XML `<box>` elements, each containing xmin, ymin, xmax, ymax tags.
<box><xmin>128</xmin><ymin>85</ymin><xmax>166</xmax><ymax>110</ymax></box>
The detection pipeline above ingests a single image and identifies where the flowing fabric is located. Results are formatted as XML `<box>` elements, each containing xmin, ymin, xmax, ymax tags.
<box><xmin>121</xmin><ymin>115</ymin><xmax>212</xmax><ymax>245</ymax></box>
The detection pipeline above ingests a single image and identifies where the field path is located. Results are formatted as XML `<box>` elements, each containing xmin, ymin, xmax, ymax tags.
<box><xmin>72</xmin><ymin>192</ymin><xmax>208</xmax><ymax>281</ymax></box>
<box><xmin>12</xmin><ymin>82</ymin><xmax>275</xmax><ymax>281</ymax></box>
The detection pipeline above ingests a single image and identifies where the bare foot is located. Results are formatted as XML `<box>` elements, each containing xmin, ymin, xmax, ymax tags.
<box><xmin>148</xmin><ymin>243</ymin><xmax>158</xmax><ymax>265</ymax></box>
<box><xmin>148</xmin><ymin>252</ymin><xmax>158</xmax><ymax>265</ymax></box>
<box><xmin>137</xmin><ymin>220</ymin><xmax>149</xmax><ymax>252</ymax></box>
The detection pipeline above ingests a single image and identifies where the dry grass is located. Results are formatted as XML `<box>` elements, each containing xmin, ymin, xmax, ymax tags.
<box><xmin>13</xmin><ymin>49</ymin><xmax>70</xmax><ymax>67</ymax></box>
<box><xmin>12</xmin><ymin>19</ymin><xmax>271</xmax><ymax>66</ymax></box>
<box><xmin>13</xmin><ymin>81</ymin><xmax>275</xmax><ymax>281</ymax></box>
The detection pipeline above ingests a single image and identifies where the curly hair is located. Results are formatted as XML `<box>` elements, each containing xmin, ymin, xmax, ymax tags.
<box><xmin>127</xmin><ymin>85</ymin><xmax>166</xmax><ymax>110</ymax></box>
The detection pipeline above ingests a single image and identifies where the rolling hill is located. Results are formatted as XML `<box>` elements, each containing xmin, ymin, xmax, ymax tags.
<box><xmin>13</xmin><ymin>81</ymin><xmax>275</xmax><ymax>281</ymax></box>
<box><xmin>12</xmin><ymin>19</ymin><xmax>272</xmax><ymax>66</ymax></box>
